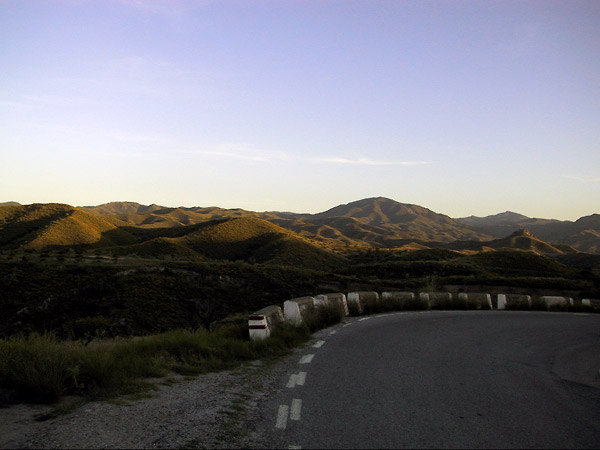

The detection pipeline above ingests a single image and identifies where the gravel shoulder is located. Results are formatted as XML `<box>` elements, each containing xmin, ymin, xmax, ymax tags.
<box><xmin>0</xmin><ymin>345</ymin><xmax>305</xmax><ymax>449</ymax></box>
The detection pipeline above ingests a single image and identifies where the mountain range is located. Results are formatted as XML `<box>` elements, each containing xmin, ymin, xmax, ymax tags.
<box><xmin>1</xmin><ymin>198</ymin><xmax>599</xmax><ymax>261</ymax></box>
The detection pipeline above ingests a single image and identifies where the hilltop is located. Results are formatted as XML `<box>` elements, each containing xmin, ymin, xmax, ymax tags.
<box><xmin>282</xmin><ymin>197</ymin><xmax>492</xmax><ymax>246</ymax></box>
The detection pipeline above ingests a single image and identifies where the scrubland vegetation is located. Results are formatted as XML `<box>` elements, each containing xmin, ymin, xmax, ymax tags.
<box><xmin>1</xmin><ymin>199</ymin><xmax>600</xmax><ymax>407</ymax></box>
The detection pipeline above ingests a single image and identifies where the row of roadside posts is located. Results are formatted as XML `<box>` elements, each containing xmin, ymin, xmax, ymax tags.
<box><xmin>248</xmin><ymin>291</ymin><xmax>600</xmax><ymax>341</ymax></box>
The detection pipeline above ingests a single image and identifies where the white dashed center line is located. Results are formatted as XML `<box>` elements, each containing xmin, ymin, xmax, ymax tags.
<box><xmin>287</xmin><ymin>371</ymin><xmax>307</xmax><ymax>388</ymax></box>
<box><xmin>286</xmin><ymin>374</ymin><xmax>298</xmax><ymax>388</ymax></box>
<box><xmin>329</xmin><ymin>330</ymin><xmax>337</xmax><ymax>335</ymax></box>
<box><xmin>358</xmin><ymin>317</ymin><xmax>371</xmax><ymax>321</ymax></box>
<box><xmin>276</xmin><ymin>405</ymin><xmax>289</xmax><ymax>429</ymax></box>
<box><xmin>296</xmin><ymin>371</ymin><xmax>306</xmax><ymax>386</ymax></box>
<box><xmin>299</xmin><ymin>354</ymin><xmax>314</xmax><ymax>364</ymax></box>
<box><xmin>290</xmin><ymin>398</ymin><xmax>302</xmax><ymax>421</ymax></box>
<box><xmin>313</xmin><ymin>340</ymin><xmax>325</xmax><ymax>348</ymax></box>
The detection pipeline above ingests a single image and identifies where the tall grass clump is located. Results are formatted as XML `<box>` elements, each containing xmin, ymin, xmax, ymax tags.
<box><xmin>0</xmin><ymin>333</ymin><xmax>78</xmax><ymax>403</ymax></box>
<box><xmin>0</xmin><ymin>323</ymin><xmax>312</xmax><ymax>404</ymax></box>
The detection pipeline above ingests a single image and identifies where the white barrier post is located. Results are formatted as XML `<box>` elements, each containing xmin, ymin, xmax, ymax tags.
<box><xmin>541</xmin><ymin>296</ymin><xmax>569</xmax><ymax>310</ymax></box>
<box><xmin>315</xmin><ymin>293</ymin><xmax>349</xmax><ymax>316</ymax></box>
<box><xmin>283</xmin><ymin>296</ymin><xmax>315</xmax><ymax>325</ymax></box>
<box><xmin>426</xmin><ymin>292</ymin><xmax>453</xmax><ymax>309</ymax></box>
<box><xmin>419</xmin><ymin>292</ymin><xmax>431</xmax><ymax>309</ymax></box>
<box><xmin>347</xmin><ymin>292</ymin><xmax>364</xmax><ymax>314</ymax></box>
<box><xmin>497</xmin><ymin>294</ymin><xmax>507</xmax><ymax>310</ymax></box>
<box><xmin>457</xmin><ymin>293</ymin><xmax>492</xmax><ymax>310</ymax></box>
<box><xmin>381</xmin><ymin>292</ymin><xmax>420</xmax><ymax>310</ymax></box>
<box><xmin>248</xmin><ymin>305</ymin><xmax>284</xmax><ymax>341</ymax></box>
<box><xmin>348</xmin><ymin>291</ymin><xmax>379</xmax><ymax>314</ymax></box>
<box><xmin>497</xmin><ymin>294</ymin><xmax>531</xmax><ymax>310</ymax></box>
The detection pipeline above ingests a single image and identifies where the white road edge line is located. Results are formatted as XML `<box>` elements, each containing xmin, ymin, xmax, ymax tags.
<box><xmin>313</xmin><ymin>340</ymin><xmax>325</xmax><ymax>348</ymax></box>
<box><xmin>297</xmin><ymin>371</ymin><xmax>307</xmax><ymax>386</ymax></box>
<box><xmin>290</xmin><ymin>398</ymin><xmax>302</xmax><ymax>421</ymax></box>
<box><xmin>286</xmin><ymin>374</ymin><xmax>298</xmax><ymax>388</ymax></box>
<box><xmin>276</xmin><ymin>405</ymin><xmax>289</xmax><ymax>429</ymax></box>
<box><xmin>299</xmin><ymin>354</ymin><xmax>314</xmax><ymax>364</ymax></box>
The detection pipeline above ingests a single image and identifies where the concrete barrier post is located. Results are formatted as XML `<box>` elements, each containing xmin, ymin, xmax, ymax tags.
<box><xmin>315</xmin><ymin>293</ymin><xmax>349</xmax><ymax>316</ymax></box>
<box><xmin>381</xmin><ymin>292</ymin><xmax>419</xmax><ymax>310</ymax></box>
<box><xmin>541</xmin><ymin>296</ymin><xmax>569</xmax><ymax>310</ymax></box>
<box><xmin>419</xmin><ymin>292</ymin><xmax>431</xmax><ymax>309</ymax></box>
<box><xmin>497</xmin><ymin>294</ymin><xmax>531</xmax><ymax>310</ymax></box>
<box><xmin>248</xmin><ymin>305</ymin><xmax>284</xmax><ymax>341</ymax></box>
<box><xmin>457</xmin><ymin>293</ymin><xmax>492</xmax><ymax>310</ymax></box>
<box><xmin>582</xmin><ymin>299</ymin><xmax>600</xmax><ymax>310</ymax></box>
<box><xmin>497</xmin><ymin>294</ymin><xmax>507</xmax><ymax>310</ymax></box>
<box><xmin>426</xmin><ymin>292</ymin><xmax>453</xmax><ymax>309</ymax></box>
<box><xmin>283</xmin><ymin>296</ymin><xmax>315</xmax><ymax>326</ymax></box>
<box><xmin>347</xmin><ymin>292</ymin><xmax>364</xmax><ymax>315</ymax></box>
<box><xmin>348</xmin><ymin>291</ymin><xmax>379</xmax><ymax>314</ymax></box>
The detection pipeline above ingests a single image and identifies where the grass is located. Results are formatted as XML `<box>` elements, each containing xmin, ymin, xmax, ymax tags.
<box><xmin>0</xmin><ymin>321</ymin><xmax>312</xmax><ymax>405</ymax></box>
<box><xmin>0</xmin><ymin>301</ymin><xmax>347</xmax><ymax>406</ymax></box>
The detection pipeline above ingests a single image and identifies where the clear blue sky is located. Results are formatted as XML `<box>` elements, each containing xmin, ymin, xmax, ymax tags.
<box><xmin>1</xmin><ymin>0</ymin><xmax>598</xmax><ymax>220</ymax></box>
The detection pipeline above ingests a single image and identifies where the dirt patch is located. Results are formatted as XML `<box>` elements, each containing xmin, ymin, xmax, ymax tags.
<box><xmin>0</xmin><ymin>350</ymin><xmax>302</xmax><ymax>449</ymax></box>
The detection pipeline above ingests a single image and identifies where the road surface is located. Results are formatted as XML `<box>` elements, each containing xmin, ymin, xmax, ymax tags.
<box><xmin>252</xmin><ymin>311</ymin><xmax>600</xmax><ymax>449</ymax></box>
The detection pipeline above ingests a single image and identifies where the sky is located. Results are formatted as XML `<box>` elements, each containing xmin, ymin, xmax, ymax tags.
<box><xmin>1</xmin><ymin>0</ymin><xmax>599</xmax><ymax>220</ymax></box>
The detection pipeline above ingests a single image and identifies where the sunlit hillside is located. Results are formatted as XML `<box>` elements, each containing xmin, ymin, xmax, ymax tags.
<box><xmin>0</xmin><ymin>203</ymin><xmax>137</xmax><ymax>250</ymax></box>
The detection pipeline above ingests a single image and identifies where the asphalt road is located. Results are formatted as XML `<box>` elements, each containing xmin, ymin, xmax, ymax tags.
<box><xmin>253</xmin><ymin>311</ymin><xmax>600</xmax><ymax>449</ymax></box>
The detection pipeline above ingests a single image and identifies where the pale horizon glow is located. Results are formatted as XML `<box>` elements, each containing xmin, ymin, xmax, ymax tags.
<box><xmin>1</xmin><ymin>0</ymin><xmax>599</xmax><ymax>221</ymax></box>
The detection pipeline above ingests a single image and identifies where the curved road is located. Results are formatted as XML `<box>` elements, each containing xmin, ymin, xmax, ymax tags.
<box><xmin>253</xmin><ymin>311</ymin><xmax>600</xmax><ymax>449</ymax></box>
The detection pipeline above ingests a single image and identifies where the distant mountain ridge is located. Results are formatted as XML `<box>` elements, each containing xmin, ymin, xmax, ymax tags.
<box><xmin>2</xmin><ymin>198</ymin><xmax>599</xmax><ymax>255</ymax></box>
<box><xmin>0</xmin><ymin>203</ymin><xmax>345</xmax><ymax>268</ymax></box>
<box><xmin>456</xmin><ymin>211</ymin><xmax>600</xmax><ymax>253</ymax></box>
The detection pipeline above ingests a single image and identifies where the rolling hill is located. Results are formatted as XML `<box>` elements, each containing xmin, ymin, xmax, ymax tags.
<box><xmin>0</xmin><ymin>203</ymin><xmax>138</xmax><ymax>250</ymax></box>
<box><xmin>456</xmin><ymin>212</ymin><xmax>600</xmax><ymax>253</ymax></box>
<box><xmin>0</xmin><ymin>204</ymin><xmax>345</xmax><ymax>269</ymax></box>
<box><xmin>3</xmin><ymin>198</ymin><xmax>598</xmax><ymax>258</ymax></box>
<box><xmin>444</xmin><ymin>229</ymin><xmax>575</xmax><ymax>255</ymax></box>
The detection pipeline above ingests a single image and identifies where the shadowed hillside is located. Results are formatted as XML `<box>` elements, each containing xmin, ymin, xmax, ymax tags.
<box><xmin>444</xmin><ymin>229</ymin><xmax>575</xmax><ymax>255</ymax></box>
<box><xmin>75</xmin><ymin>198</ymin><xmax>600</xmax><ymax>253</ymax></box>
<box><xmin>0</xmin><ymin>204</ymin><xmax>345</xmax><ymax>270</ymax></box>
<box><xmin>168</xmin><ymin>217</ymin><xmax>346</xmax><ymax>268</ymax></box>
<box><xmin>456</xmin><ymin>211</ymin><xmax>600</xmax><ymax>253</ymax></box>
<box><xmin>0</xmin><ymin>204</ymin><xmax>137</xmax><ymax>250</ymax></box>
